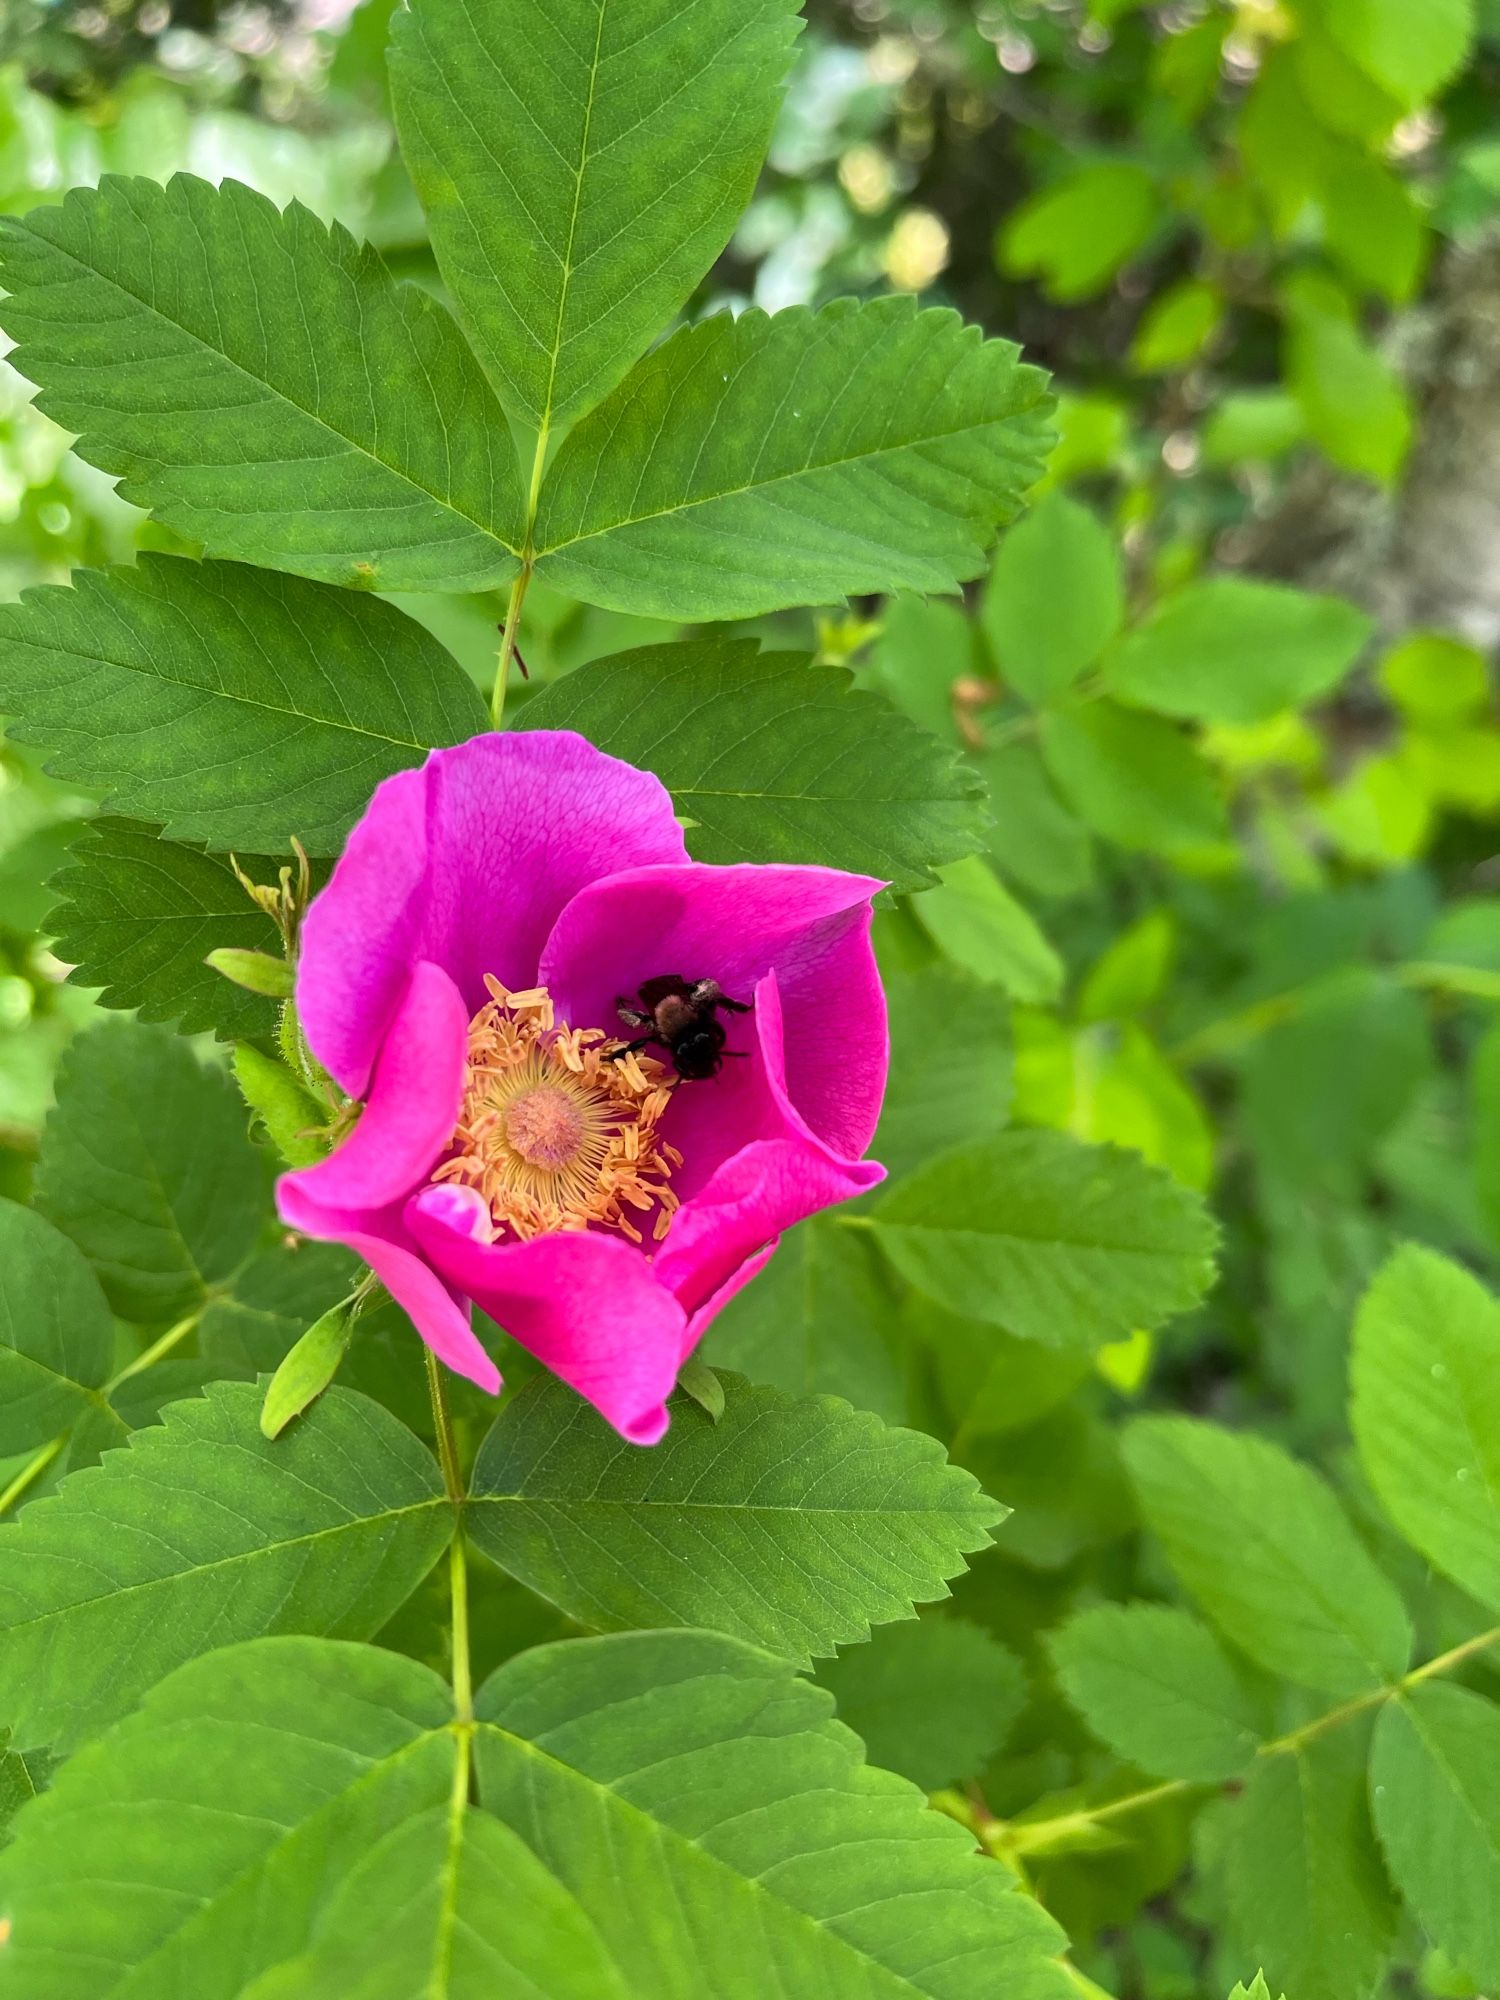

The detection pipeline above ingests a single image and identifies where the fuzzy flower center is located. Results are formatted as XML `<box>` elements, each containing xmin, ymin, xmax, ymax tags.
<box><xmin>432</xmin><ymin>978</ymin><xmax>680</xmax><ymax>1245</ymax></box>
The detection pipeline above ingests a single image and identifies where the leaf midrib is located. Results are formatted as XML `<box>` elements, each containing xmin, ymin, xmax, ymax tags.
<box><xmin>470</xmin><ymin>1491</ymin><xmax>992</xmax><ymax>1521</ymax></box>
<box><xmin>536</xmin><ymin>341</ymin><xmax>1035</xmax><ymax>556</ymax></box>
<box><xmin>7</xmin><ymin>633</ymin><xmax>448</xmax><ymax>754</ymax></box>
<box><xmin>2</xmin><ymin>1494</ymin><xmax>451</xmax><ymax>1638</ymax></box>
<box><xmin>10</xmin><ymin>216</ymin><xmax>521</xmax><ymax>559</ymax></box>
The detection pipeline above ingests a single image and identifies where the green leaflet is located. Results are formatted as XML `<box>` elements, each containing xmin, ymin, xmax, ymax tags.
<box><xmin>0</xmin><ymin>1637</ymin><xmax>459</xmax><ymax>2000</ymax></box>
<box><xmin>815</xmin><ymin>1615</ymin><xmax>1028</xmax><ymax>1790</ymax></box>
<box><xmin>869</xmin><ymin>1129</ymin><xmax>1218</xmax><ymax>1346</ymax></box>
<box><xmin>0</xmin><ymin>1199</ymin><xmax>115</xmax><ymax>1458</ymax></box>
<box><xmin>474</xmin><ymin>1629</ymin><xmax>1072</xmax><ymax>1999</ymax></box>
<box><xmin>467</xmin><ymin>1375</ymin><xmax>1003</xmax><ymax>1664</ymax></box>
<box><xmin>0</xmin><ymin>1383</ymin><xmax>452</xmax><ymax>1752</ymax></box>
<box><xmin>533</xmin><ymin>298</ymin><xmax>1054</xmax><ymax>619</ymax></box>
<box><xmin>48</xmin><ymin>822</ymin><xmax>281</xmax><ymax>1041</ymax></box>
<box><xmin>1123</xmin><ymin>1416</ymin><xmax>1413</xmax><ymax>1697</ymax></box>
<box><xmin>0</xmin><ymin>558</ymin><xmax>487</xmax><ymax>855</ymax></box>
<box><xmin>1351</xmin><ymin>1245</ymin><xmax>1500</xmax><ymax>1611</ymax></box>
<box><xmin>33</xmin><ymin>1020</ymin><xmax>265</xmax><ymax>1324</ymax></box>
<box><xmin>1049</xmin><ymin>1601</ymin><xmax>1271</xmax><ymax>1782</ymax></box>
<box><xmin>875</xmin><ymin>961</ymin><xmax>1013</xmax><ymax>1181</ymax></box>
<box><xmin>1039</xmin><ymin>701</ymin><xmax>1227</xmax><ymax>854</ymax></box>
<box><xmin>515</xmin><ymin>639</ymin><xmax>987</xmax><ymax>890</ymax></box>
<box><xmin>1371</xmin><ymin>1682</ymin><xmax>1500</xmax><ymax>1988</ymax></box>
<box><xmin>706</xmin><ymin>1215</ymin><xmax>912</xmax><ymax>1425</ymax></box>
<box><xmin>981</xmin><ymin>489</ymin><xmax>1122</xmax><ymax>704</ymax></box>
<box><xmin>1227</xmin><ymin>1727</ymin><xmax>1396</xmax><ymax>2000</ymax></box>
<box><xmin>390</xmin><ymin>0</ymin><xmax>802</xmax><ymax>433</ymax></box>
<box><xmin>1104</xmin><ymin>577</ymin><xmax>1372</xmax><ymax>725</ymax></box>
<box><xmin>0</xmin><ymin>1631</ymin><xmax>1071</xmax><ymax>1999</ymax></box>
<box><xmin>0</xmin><ymin>175</ymin><xmax>524</xmax><ymax>590</ymax></box>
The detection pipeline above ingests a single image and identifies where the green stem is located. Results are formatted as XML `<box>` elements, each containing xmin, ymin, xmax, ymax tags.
<box><xmin>489</xmin><ymin>421</ymin><xmax>551</xmax><ymax>729</ymax></box>
<box><xmin>0</xmin><ymin>1435</ymin><xmax>65</xmax><ymax>1518</ymax></box>
<box><xmin>984</xmin><ymin>1626</ymin><xmax>1500</xmax><ymax>1860</ymax></box>
<box><xmin>424</xmin><ymin>1347</ymin><xmax>473</xmax><ymax>1723</ymax></box>
<box><xmin>108</xmin><ymin>1305</ymin><xmax>205</xmax><ymax>1391</ymax></box>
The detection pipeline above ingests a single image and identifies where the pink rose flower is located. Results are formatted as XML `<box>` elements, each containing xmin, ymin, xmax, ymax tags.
<box><xmin>276</xmin><ymin>732</ymin><xmax>888</xmax><ymax>1444</ymax></box>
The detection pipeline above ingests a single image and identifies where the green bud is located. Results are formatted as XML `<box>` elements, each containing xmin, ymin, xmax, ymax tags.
<box><xmin>233</xmin><ymin>1044</ymin><xmax>330</xmax><ymax>1169</ymax></box>
<box><xmin>206</xmin><ymin>947</ymin><xmax>295</xmax><ymax>997</ymax></box>
<box><xmin>260</xmin><ymin>1301</ymin><xmax>355</xmax><ymax>1439</ymax></box>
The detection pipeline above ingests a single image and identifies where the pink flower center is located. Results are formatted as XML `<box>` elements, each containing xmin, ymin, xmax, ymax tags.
<box><xmin>502</xmin><ymin>1085</ymin><xmax>588</xmax><ymax>1170</ymax></box>
<box><xmin>431</xmin><ymin>978</ymin><xmax>682</xmax><ymax>1245</ymax></box>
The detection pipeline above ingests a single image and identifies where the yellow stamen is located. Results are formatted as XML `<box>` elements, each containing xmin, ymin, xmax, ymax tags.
<box><xmin>433</xmin><ymin>978</ymin><xmax>679</xmax><ymax>1244</ymax></box>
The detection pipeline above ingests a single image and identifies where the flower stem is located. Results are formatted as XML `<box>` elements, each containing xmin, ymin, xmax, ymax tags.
<box><xmin>424</xmin><ymin>1347</ymin><xmax>473</xmax><ymax>1722</ymax></box>
<box><xmin>490</xmin><ymin>564</ymin><xmax>532</xmax><ymax>729</ymax></box>
<box><xmin>0</xmin><ymin>1435</ymin><xmax>65</xmax><ymax>1518</ymax></box>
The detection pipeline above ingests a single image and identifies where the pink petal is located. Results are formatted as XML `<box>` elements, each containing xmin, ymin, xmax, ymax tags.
<box><xmin>655</xmin><ymin>1137</ymin><xmax>886</xmax><ymax>1338</ymax></box>
<box><xmin>540</xmin><ymin>861</ymin><xmax>889</xmax><ymax>1163</ymax></box>
<box><xmin>276</xmin><ymin>1178</ymin><xmax>501</xmax><ymax>1395</ymax></box>
<box><xmin>299</xmin><ymin>733</ymin><xmax>688</xmax><ymax>1096</ymax></box>
<box><xmin>278</xmin><ymin>960</ymin><xmax>467</xmax><ymax>1214</ymax></box>
<box><xmin>407</xmin><ymin>1191</ymin><xmax>687</xmax><ymax>1444</ymax></box>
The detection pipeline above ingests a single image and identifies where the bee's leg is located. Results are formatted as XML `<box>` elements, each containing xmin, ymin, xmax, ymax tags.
<box><xmin>717</xmin><ymin>993</ymin><xmax>753</xmax><ymax>1013</ymax></box>
<box><xmin>616</xmin><ymin>997</ymin><xmax>653</xmax><ymax>1028</ymax></box>
<box><xmin>608</xmin><ymin>1034</ymin><xmax>658</xmax><ymax>1064</ymax></box>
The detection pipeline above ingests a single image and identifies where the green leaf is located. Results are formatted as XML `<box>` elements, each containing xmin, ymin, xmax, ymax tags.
<box><xmin>532</xmin><ymin>298</ymin><xmax>1054</xmax><ymax>619</ymax></box>
<box><xmin>1227</xmin><ymin>1978</ymin><xmax>1285</xmax><ymax>2000</ymax></box>
<box><xmin>47</xmin><ymin>821</ymin><xmax>281</xmax><ymax>1041</ymax></box>
<box><xmin>0</xmin><ymin>1381</ymin><xmax>451</xmax><ymax>1751</ymax></box>
<box><xmin>1380</xmin><ymin>633</ymin><xmax>1491</xmax><ymax>726</ymax></box>
<box><xmin>1129</xmin><ymin>276</ymin><xmax>1224</xmax><ymax>373</ymax></box>
<box><xmin>1318</xmin><ymin>0</ymin><xmax>1474</xmax><ymax>107</ymax></box>
<box><xmin>515</xmin><ymin>639</ymin><xmax>987</xmax><ymax>890</ymax></box>
<box><xmin>1227</xmin><ymin>1728</ymin><xmax>1397</xmax><ymax>2000</ymax></box>
<box><xmin>997</xmin><ymin>161</ymin><xmax>1161</xmax><ymax>302</ymax></box>
<box><xmin>389</xmin><ymin>0</ymin><xmax>802</xmax><ymax>433</ymax></box>
<box><xmin>1048</xmin><ymin>1602</ymin><xmax>1269</xmax><ymax>1782</ymax></box>
<box><xmin>467</xmin><ymin>1374</ymin><xmax>1002</xmax><ymax>1664</ymax></box>
<box><xmin>33</xmin><ymin>1021</ymin><xmax>265</xmax><ymax>1323</ymax></box>
<box><xmin>705</xmin><ymin>1215</ymin><xmax>912</xmax><ymax>1425</ymax></box>
<box><xmin>0</xmin><ymin>1198</ymin><xmax>114</xmax><ymax>1457</ymax></box>
<box><xmin>1284</xmin><ymin>304</ymin><xmax>1412</xmax><ymax>485</ymax></box>
<box><xmin>0</xmin><ymin>1636</ymin><xmax>457</xmax><ymax>2000</ymax></box>
<box><xmin>1371</xmin><ymin>1682</ymin><xmax>1500</xmax><ymax>1988</ymax></box>
<box><xmin>981</xmin><ymin>490</ymin><xmax>1123</xmax><ymax>704</ymax></box>
<box><xmin>979</xmin><ymin>743</ymin><xmax>1094</xmax><ymax>900</ymax></box>
<box><xmin>239</xmin><ymin>1809</ymin><xmax>630</xmax><ymax>2000</ymax></box>
<box><xmin>913</xmin><ymin>856</ymin><xmax>1064</xmax><ymax>1003</ymax></box>
<box><xmin>0</xmin><ymin>176</ymin><xmax>524</xmax><ymax>590</ymax></box>
<box><xmin>0</xmin><ymin>558</ymin><xmax>487</xmax><ymax>855</ymax></box>
<box><xmin>474</xmin><ymin>1629</ymin><xmax>1072</xmax><ymax>1998</ymax></box>
<box><xmin>869</xmin><ymin>1130</ymin><xmax>1218</xmax><ymax>1347</ymax></box>
<box><xmin>876</xmin><ymin>961</ymin><xmax>1012</xmax><ymax>1180</ymax></box>
<box><xmin>259</xmin><ymin>1300</ymin><xmax>355</xmax><ymax>1437</ymax></box>
<box><xmin>0</xmin><ymin>1733</ymin><xmax>47</xmax><ymax>1847</ymax></box>
<box><xmin>1351</xmin><ymin>1245</ymin><xmax>1500</xmax><ymax>1610</ymax></box>
<box><xmin>1077</xmin><ymin>909</ymin><xmax>1175</xmax><ymax>1023</ymax></box>
<box><xmin>1122</xmin><ymin>1416</ymin><xmax>1413</xmax><ymax>1696</ymax></box>
<box><xmin>1040</xmin><ymin>702</ymin><xmax>1226</xmax><ymax>853</ymax></box>
<box><xmin>815</xmin><ymin>1616</ymin><xmax>1027</xmax><ymax>1790</ymax></box>
<box><xmin>1105</xmin><ymin>579</ymin><xmax>1372</xmax><ymax>725</ymax></box>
